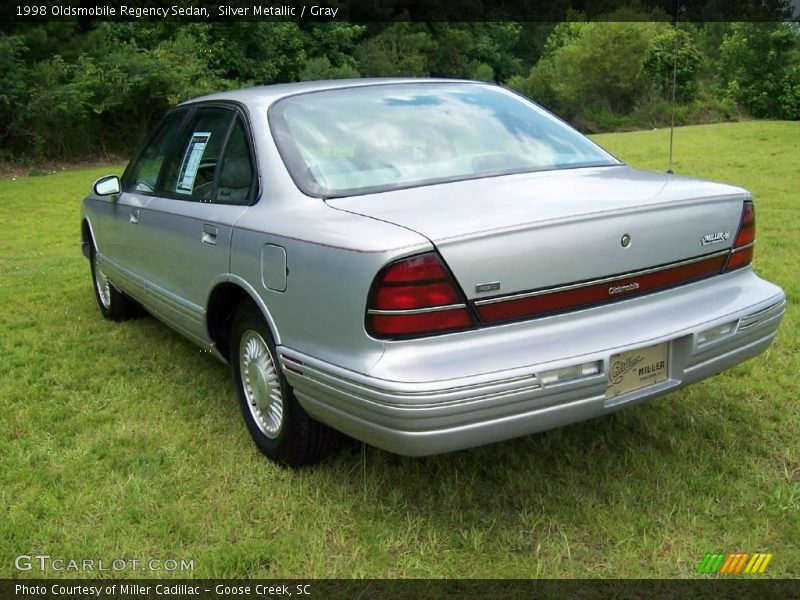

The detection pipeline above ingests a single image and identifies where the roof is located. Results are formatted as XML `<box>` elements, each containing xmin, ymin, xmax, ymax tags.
<box><xmin>180</xmin><ymin>77</ymin><xmax>477</xmax><ymax>107</ymax></box>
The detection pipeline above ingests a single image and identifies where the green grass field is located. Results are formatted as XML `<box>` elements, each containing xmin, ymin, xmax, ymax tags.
<box><xmin>1</xmin><ymin>121</ymin><xmax>797</xmax><ymax>579</ymax></box>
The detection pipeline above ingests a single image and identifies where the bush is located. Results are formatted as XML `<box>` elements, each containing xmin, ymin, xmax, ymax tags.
<box><xmin>468</xmin><ymin>62</ymin><xmax>495</xmax><ymax>82</ymax></box>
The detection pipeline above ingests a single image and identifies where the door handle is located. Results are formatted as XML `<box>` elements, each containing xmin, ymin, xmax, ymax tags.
<box><xmin>129</xmin><ymin>208</ymin><xmax>139</xmax><ymax>224</ymax></box>
<box><xmin>202</xmin><ymin>223</ymin><xmax>218</xmax><ymax>246</ymax></box>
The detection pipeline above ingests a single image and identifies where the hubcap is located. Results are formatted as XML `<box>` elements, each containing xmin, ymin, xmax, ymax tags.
<box><xmin>94</xmin><ymin>253</ymin><xmax>111</xmax><ymax>309</ymax></box>
<box><xmin>239</xmin><ymin>330</ymin><xmax>283</xmax><ymax>439</ymax></box>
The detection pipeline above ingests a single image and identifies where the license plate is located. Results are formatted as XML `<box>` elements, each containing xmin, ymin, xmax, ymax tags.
<box><xmin>606</xmin><ymin>342</ymin><xmax>669</xmax><ymax>399</ymax></box>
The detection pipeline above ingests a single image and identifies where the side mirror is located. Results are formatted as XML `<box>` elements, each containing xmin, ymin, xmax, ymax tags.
<box><xmin>93</xmin><ymin>175</ymin><xmax>121</xmax><ymax>197</ymax></box>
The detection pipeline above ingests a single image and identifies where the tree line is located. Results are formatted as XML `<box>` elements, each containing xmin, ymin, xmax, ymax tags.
<box><xmin>1</xmin><ymin>15</ymin><xmax>798</xmax><ymax>163</ymax></box>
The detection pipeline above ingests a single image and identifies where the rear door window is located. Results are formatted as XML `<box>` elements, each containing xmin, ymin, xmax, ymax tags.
<box><xmin>214</xmin><ymin>118</ymin><xmax>255</xmax><ymax>205</ymax></box>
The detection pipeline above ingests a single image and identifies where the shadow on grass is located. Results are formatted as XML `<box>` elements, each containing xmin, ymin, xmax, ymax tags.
<box><xmin>321</xmin><ymin>379</ymin><xmax>774</xmax><ymax>534</ymax></box>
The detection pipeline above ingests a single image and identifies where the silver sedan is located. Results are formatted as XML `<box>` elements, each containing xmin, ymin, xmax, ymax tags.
<box><xmin>82</xmin><ymin>79</ymin><xmax>785</xmax><ymax>466</ymax></box>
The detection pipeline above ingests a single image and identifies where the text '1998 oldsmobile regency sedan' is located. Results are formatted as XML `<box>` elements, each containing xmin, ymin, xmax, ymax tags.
<box><xmin>82</xmin><ymin>79</ymin><xmax>785</xmax><ymax>466</ymax></box>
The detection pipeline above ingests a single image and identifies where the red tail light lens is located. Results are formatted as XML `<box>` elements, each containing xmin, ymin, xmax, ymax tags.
<box><xmin>375</xmin><ymin>282</ymin><xmax>459</xmax><ymax>310</ymax></box>
<box><xmin>734</xmin><ymin>202</ymin><xmax>755</xmax><ymax>246</ymax></box>
<box><xmin>370</xmin><ymin>309</ymin><xmax>473</xmax><ymax>337</ymax></box>
<box><xmin>381</xmin><ymin>255</ymin><xmax>448</xmax><ymax>283</ymax></box>
<box><xmin>724</xmin><ymin>201</ymin><xmax>755</xmax><ymax>272</ymax></box>
<box><xmin>367</xmin><ymin>252</ymin><xmax>474</xmax><ymax>338</ymax></box>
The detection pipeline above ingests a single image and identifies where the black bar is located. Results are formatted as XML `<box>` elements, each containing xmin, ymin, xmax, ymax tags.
<box><xmin>3</xmin><ymin>579</ymin><xmax>800</xmax><ymax>600</ymax></box>
<box><xmin>1</xmin><ymin>0</ymin><xmax>797</xmax><ymax>23</ymax></box>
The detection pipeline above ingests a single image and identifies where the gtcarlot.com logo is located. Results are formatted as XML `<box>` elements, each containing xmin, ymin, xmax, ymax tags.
<box><xmin>15</xmin><ymin>554</ymin><xmax>194</xmax><ymax>573</ymax></box>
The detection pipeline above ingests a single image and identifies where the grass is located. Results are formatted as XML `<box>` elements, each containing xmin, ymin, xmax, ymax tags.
<box><xmin>1</xmin><ymin>121</ymin><xmax>798</xmax><ymax>579</ymax></box>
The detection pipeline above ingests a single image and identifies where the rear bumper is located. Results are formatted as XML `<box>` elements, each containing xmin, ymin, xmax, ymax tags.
<box><xmin>280</xmin><ymin>269</ymin><xmax>785</xmax><ymax>456</ymax></box>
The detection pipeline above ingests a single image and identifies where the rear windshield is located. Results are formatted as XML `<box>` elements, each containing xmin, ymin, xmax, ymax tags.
<box><xmin>268</xmin><ymin>82</ymin><xmax>620</xmax><ymax>198</ymax></box>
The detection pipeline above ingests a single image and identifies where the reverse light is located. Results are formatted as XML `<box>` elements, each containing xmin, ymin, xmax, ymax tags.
<box><xmin>697</xmin><ymin>321</ymin><xmax>736</xmax><ymax>346</ymax></box>
<box><xmin>539</xmin><ymin>361</ymin><xmax>602</xmax><ymax>386</ymax></box>
<box><xmin>724</xmin><ymin>201</ymin><xmax>755</xmax><ymax>272</ymax></box>
<box><xmin>367</xmin><ymin>252</ymin><xmax>475</xmax><ymax>338</ymax></box>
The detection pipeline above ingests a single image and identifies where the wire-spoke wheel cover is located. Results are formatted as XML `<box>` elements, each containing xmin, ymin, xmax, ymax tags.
<box><xmin>94</xmin><ymin>253</ymin><xmax>111</xmax><ymax>309</ymax></box>
<box><xmin>239</xmin><ymin>329</ymin><xmax>284</xmax><ymax>439</ymax></box>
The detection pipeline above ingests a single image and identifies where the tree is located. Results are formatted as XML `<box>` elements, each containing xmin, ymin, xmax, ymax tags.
<box><xmin>354</xmin><ymin>23</ymin><xmax>434</xmax><ymax>77</ymax></box>
<box><xmin>643</xmin><ymin>27</ymin><xmax>702</xmax><ymax>102</ymax></box>
<box><xmin>718</xmin><ymin>22</ymin><xmax>800</xmax><ymax>119</ymax></box>
<box><xmin>510</xmin><ymin>21</ymin><xmax>669</xmax><ymax>118</ymax></box>
<box><xmin>464</xmin><ymin>22</ymin><xmax>523</xmax><ymax>81</ymax></box>
<box><xmin>302</xmin><ymin>22</ymin><xmax>365</xmax><ymax>69</ymax></box>
<box><xmin>425</xmin><ymin>24</ymin><xmax>472</xmax><ymax>78</ymax></box>
<box><xmin>203</xmin><ymin>23</ymin><xmax>307</xmax><ymax>85</ymax></box>
<box><xmin>0</xmin><ymin>35</ymin><xmax>29</xmax><ymax>149</ymax></box>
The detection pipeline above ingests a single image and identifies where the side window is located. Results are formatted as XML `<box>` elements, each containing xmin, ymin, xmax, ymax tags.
<box><xmin>160</xmin><ymin>108</ymin><xmax>235</xmax><ymax>201</ymax></box>
<box><xmin>214</xmin><ymin>118</ymin><xmax>255</xmax><ymax>205</ymax></box>
<box><xmin>122</xmin><ymin>109</ymin><xmax>187</xmax><ymax>194</ymax></box>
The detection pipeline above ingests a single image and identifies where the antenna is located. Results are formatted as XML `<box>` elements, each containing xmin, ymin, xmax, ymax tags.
<box><xmin>667</xmin><ymin>4</ymin><xmax>680</xmax><ymax>174</ymax></box>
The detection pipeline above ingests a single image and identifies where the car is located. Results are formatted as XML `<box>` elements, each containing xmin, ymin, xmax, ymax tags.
<box><xmin>82</xmin><ymin>78</ymin><xmax>786</xmax><ymax>467</ymax></box>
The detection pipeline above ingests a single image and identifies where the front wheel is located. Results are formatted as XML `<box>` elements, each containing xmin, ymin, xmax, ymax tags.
<box><xmin>230</xmin><ymin>302</ymin><xmax>338</xmax><ymax>467</ymax></box>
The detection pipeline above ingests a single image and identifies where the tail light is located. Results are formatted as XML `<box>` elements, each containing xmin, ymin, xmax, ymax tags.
<box><xmin>366</xmin><ymin>252</ymin><xmax>475</xmax><ymax>338</ymax></box>
<box><xmin>724</xmin><ymin>201</ymin><xmax>755</xmax><ymax>272</ymax></box>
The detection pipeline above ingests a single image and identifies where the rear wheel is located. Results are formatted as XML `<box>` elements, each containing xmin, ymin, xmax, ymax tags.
<box><xmin>89</xmin><ymin>243</ymin><xmax>142</xmax><ymax>321</ymax></box>
<box><xmin>230</xmin><ymin>301</ymin><xmax>338</xmax><ymax>467</ymax></box>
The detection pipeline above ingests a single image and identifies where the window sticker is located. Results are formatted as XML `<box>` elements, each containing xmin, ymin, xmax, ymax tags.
<box><xmin>176</xmin><ymin>132</ymin><xmax>211</xmax><ymax>194</ymax></box>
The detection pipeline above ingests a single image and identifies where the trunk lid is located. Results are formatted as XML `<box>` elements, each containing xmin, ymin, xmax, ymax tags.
<box><xmin>326</xmin><ymin>166</ymin><xmax>747</xmax><ymax>301</ymax></box>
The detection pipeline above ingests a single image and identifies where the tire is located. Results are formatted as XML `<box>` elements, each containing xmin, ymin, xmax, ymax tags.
<box><xmin>230</xmin><ymin>301</ymin><xmax>338</xmax><ymax>467</ymax></box>
<box><xmin>89</xmin><ymin>243</ymin><xmax>142</xmax><ymax>321</ymax></box>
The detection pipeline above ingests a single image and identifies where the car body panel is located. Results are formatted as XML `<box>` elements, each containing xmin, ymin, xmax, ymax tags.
<box><xmin>86</xmin><ymin>191</ymin><xmax>153</xmax><ymax>291</ymax></box>
<box><xmin>228</xmin><ymin>200</ymin><xmax>430</xmax><ymax>369</ymax></box>
<box><xmin>136</xmin><ymin>198</ymin><xmax>249</xmax><ymax>341</ymax></box>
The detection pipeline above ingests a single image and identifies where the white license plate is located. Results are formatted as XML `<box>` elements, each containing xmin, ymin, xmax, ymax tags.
<box><xmin>606</xmin><ymin>342</ymin><xmax>669</xmax><ymax>399</ymax></box>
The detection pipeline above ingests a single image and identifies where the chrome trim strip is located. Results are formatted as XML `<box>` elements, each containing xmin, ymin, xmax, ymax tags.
<box><xmin>101</xmin><ymin>256</ymin><xmax>147</xmax><ymax>299</ymax></box>
<box><xmin>685</xmin><ymin>330</ymin><xmax>778</xmax><ymax>374</ymax></box>
<box><xmin>145</xmin><ymin>294</ymin><xmax>204</xmax><ymax>328</ymax></box>
<box><xmin>730</xmin><ymin>241</ymin><xmax>755</xmax><ymax>253</ymax></box>
<box><xmin>293</xmin><ymin>367</ymin><xmax>547</xmax><ymax>410</ymax></box>
<box><xmin>474</xmin><ymin>249</ymin><xmax>730</xmax><ymax>306</ymax></box>
<box><xmin>278</xmin><ymin>347</ymin><xmax>549</xmax><ymax>401</ymax></box>
<box><xmin>291</xmin><ymin>360</ymin><xmax>540</xmax><ymax>398</ymax></box>
<box><xmin>367</xmin><ymin>303</ymin><xmax>466</xmax><ymax>316</ymax></box>
<box><xmin>739</xmin><ymin>299</ymin><xmax>785</xmax><ymax>330</ymax></box>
